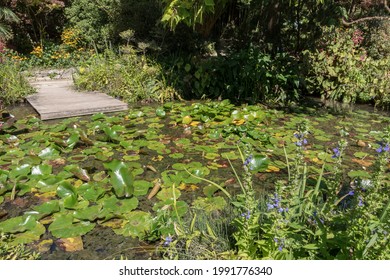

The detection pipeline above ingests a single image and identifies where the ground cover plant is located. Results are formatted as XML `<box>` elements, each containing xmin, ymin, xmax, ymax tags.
<box><xmin>0</xmin><ymin>100</ymin><xmax>389</xmax><ymax>259</ymax></box>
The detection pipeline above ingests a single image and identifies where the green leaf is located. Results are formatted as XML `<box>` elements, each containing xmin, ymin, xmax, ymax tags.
<box><xmin>57</xmin><ymin>181</ymin><xmax>78</xmax><ymax>208</ymax></box>
<box><xmin>134</xmin><ymin>180</ymin><xmax>153</xmax><ymax>196</ymax></box>
<box><xmin>114</xmin><ymin>211</ymin><xmax>152</xmax><ymax>238</ymax></box>
<box><xmin>31</xmin><ymin>200</ymin><xmax>60</xmax><ymax>219</ymax></box>
<box><xmin>48</xmin><ymin>214</ymin><xmax>95</xmax><ymax>238</ymax></box>
<box><xmin>0</xmin><ymin>215</ymin><xmax>37</xmax><ymax>234</ymax></box>
<box><xmin>348</xmin><ymin>170</ymin><xmax>371</xmax><ymax>179</ymax></box>
<box><xmin>73</xmin><ymin>205</ymin><xmax>103</xmax><ymax>221</ymax></box>
<box><xmin>104</xmin><ymin>160</ymin><xmax>134</xmax><ymax>198</ymax></box>
<box><xmin>247</xmin><ymin>155</ymin><xmax>270</xmax><ymax>172</ymax></box>
<box><xmin>65</xmin><ymin>165</ymin><xmax>90</xmax><ymax>182</ymax></box>
<box><xmin>9</xmin><ymin>164</ymin><xmax>31</xmax><ymax>180</ymax></box>
<box><xmin>38</xmin><ymin>147</ymin><xmax>60</xmax><ymax>160</ymax></box>
<box><xmin>156</xmin><ymin>107</ymin><xmax>166</xmax><ymax>117</ymax></box>
<box><xmin>31</xmin><ymin>164</ymin><xmax>52</xmax><ymax>177</ymax></box>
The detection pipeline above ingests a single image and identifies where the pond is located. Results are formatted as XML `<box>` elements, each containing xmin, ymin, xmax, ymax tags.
<box><xmin>1</xmin><ymin>98</ymin><xmax>389</xmax><ymax>260</ymax></box>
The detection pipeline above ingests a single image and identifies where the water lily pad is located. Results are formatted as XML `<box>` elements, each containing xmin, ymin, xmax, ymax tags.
<box><xmin>169</xmin><ymin>153</ymin><xmax>184</xmax><ymax>159</ymax></box>
<box><xmin>156</xmin><ymin>187</ymin><xmax>181</xmax><ymax>201</ymax></box>
<box><xmin>134</xmin><ymin>180</ymin><xmax>153</xmax><ymax>196</ymax></box>
<box><xmin>56</xmin><ymin>181</ymin><xmax>78</xmax><ymax>209</ymax></box>
<box><xmin>32</xmin><ymin>200</ymin><xmax>60</xmax><ymax>219</ymax></box>
<box><xmin>73</xmin><ymin>205</ymin><xmax>103</xmax><ymax>221</ymax></box>
<box><xmin>78</xmin><ymin>182</ymin><xmax>107</xmax><ymax>202</ymax></box>
<box><xmin>104</xmin><ymin>160</ymin><xmax>134</xmax><ymax>198</ymax></box>
<box><xmin>9</xmin><ymin>164</ymin><xmax>31</xmax><ymax>180</ymax></box>
<box><xmin>192</xmin><ymin>196</ymin><xmax>227</xmax><ymax>212</ymax></box>
<box><xmin>31</xmin><ymin>164</ymin><xmax>52</xmax><ymax>177</ymax></box>
<box><xmin>354</xmin><ymin>152</ymin><xmax>369</xmax><ymax>159</ymax></box>
<box><xmin>65</xmin><ymin>165</ymin><xmax>90</xmax><ymax>182</ymax></box>
<box><xmin>0</xmin><ymin>214</ymin><xmax>37</xmax><ymax>234</ymax></box>
<box><xmin>156</xmin><ymin>107</ymin><xmax>166</xmax><ymax>117</ymax></box>
<box><xmin>48</xmin><ymin>214</ymin><xmax>95</xmax><ymax>238</ymax></box>
<box><xmin>247</xmin><ymin>155</ymin><xmax>270</xmax><ymax>172</ymax></box>
<box><xmin>114</xmin><ymin>211</ymin><xmax>152</xmax><ymax>238</ymax></box>
<box><xmin>348</xmin><ymin>170</ymin><xmax>371</xmax><ymax>179</ymax></box>
<box><xmin>38</xmin><ymin>147</ymin><xmax>60</xmax><ymax>160</ymax></box>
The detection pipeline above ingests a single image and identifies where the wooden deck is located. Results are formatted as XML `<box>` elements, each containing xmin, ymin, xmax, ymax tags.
<box><xmin>27</xmin><ymin>79</ymin><xmax>128</xmax><ymax>120</ymax></box>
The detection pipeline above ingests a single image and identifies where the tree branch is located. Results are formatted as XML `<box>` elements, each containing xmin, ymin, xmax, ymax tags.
<box><xmin>385</xmin><ymin>0</ymin><xmax>390</xmax><ymax>14</ymax></box>
<box><xmin>342</xmin><ymin>16</ymin><xmax>390</xmax><ymax>26</ymax></box>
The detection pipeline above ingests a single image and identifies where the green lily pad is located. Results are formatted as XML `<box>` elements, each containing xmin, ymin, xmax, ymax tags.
<box><xmin>348</xmin><ymin>170</ymin><xmax>371</xmax><ymax>179</ymax></box>
<box><xmin>114</xmin><ymin>211</ymin><xmax>152</xmax><ymax>238</ymax></box>
<box><xmin>38</xmin><ymin>147</ymin><xmax>60</xmax><ymax>160</ymax></box>
<box><xmin>104</xmin><ymin>160</ymin><xmax>134</xmax><ymax>198</ymax></box>
<box><xmin>73</xmin><ymin>205</ymin><xmax>103</xmax><ymax>221</ymax></box>
<box><xmin>48</xmin><ymin>214</ymin><xmax>95</xmax><ymax>238</ymax></box>
<box><xmin>31</xmin><ymin>164</ymin><xmax>52</xmax><ymax>177</ymax></box>
<box><xmin>169</xmin><ymin>153</ymin><xmax>184</xmax><ymax>159</ymax></box>
<box><xmin>354</xmin><ymin>152</ymin><xmax>369</xmax><ymax>159</ymax></box>
<box><xmin>192</xmin><ymin>196</ymin><xmax>227</xmax><ymax>212</ymax></box>
<box><xmin>9</xmin><ymin>164</ymin><xmax>31</xmax><ymax>180</ymax></box>
<box><xmin>65</xmin><ymin>165</ymin><xmax>90</xmax><ymax>182</ymax></box>
<box><xmin>0</xmin><ymin>215</ymin><xmax>37</xmax><ymax>234</ymax></box>
<box><xmin>156</xmin><ymin>107</ymin><xmax>166</xmax><ymax>117</ymax></box>
<box><xmin>156</xmin><ymin>187</ymin><xmax>181</xmax><ymax>201</ymax></box>
<box><xmin>9</xmin><ymin>222</ymin><xmax>46</xmax><ymax>245</ymax></box>
<box><xmin>134</xmin><ymin>180</ymin><xmax>153</xmax><ymax>196</ymax></box>
<box><xmin>57</xmin><ymin>181</ymin><xmax>78</xmax><ymax>209</ymax></box>
<box><xmin>247</xmin><ymin>155</ymin><xmax>270</xmax><ymax>172</ymax></box>
<box><xmin>31</xmin><ymin>200</ymin><xmax>60</xmax><ymax>219</ymax></box>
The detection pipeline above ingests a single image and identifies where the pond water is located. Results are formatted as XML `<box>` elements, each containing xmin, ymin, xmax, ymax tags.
<box><xmin>1</xmin><ymin>98</ymin><xmax>389</xmax><ymax>260</ymax></box>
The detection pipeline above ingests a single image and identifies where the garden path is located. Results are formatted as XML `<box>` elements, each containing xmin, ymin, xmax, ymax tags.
<box><xmin>26</xmin><ymin>69</ymin><xmax>128</xmax><ymax>120</ymax></box>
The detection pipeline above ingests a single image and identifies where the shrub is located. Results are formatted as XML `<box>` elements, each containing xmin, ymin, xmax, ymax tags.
<box><xmin>72</xmin><ymin>48</ymin><xmax>180</xmax><ymax>103</ymax></box>
<box><xmin>0</xmin><ymin>56</ymin><xmax>35</xmax><ymax>105</ymax></box>
<box><xmin>164</xmin><ymin>48</ymin><xmax>303</xmax><ymax>105</ymax></box>
<box><xmin>304</xmin><ymin>26</ymin><xmax>390</xmax><ymax>106</ymax></box>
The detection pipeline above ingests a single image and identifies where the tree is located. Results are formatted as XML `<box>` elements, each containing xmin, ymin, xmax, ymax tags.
<box><xmin>0</xmin><ymin>5</ymin><xmax>19</xmax><ymax>40</ymax></box>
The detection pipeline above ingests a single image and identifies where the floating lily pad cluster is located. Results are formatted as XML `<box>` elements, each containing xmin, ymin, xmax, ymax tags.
<box><xmin>0</xmin><ymin>100</ymin><xmax>389</xmax><ymax>251</ymax></box>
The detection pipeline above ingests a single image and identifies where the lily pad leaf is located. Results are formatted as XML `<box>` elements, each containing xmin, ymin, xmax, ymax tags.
<box><xmin>247</xmin><ymin>155</ymin><xmax>270</xmax><ymax>172</ymax></box>
<box><xmin>32</xmin><ymin>200</ymin><xmax>60</xmax><ymax>219</ymax></box>
<box><xmin>156</xmin><ymin>107</ymin><xmax>166</xmax><ymax>117</ymax></box>
<box><xmin>114</xmin><ymin>211</ymin><xmax>152</xmax><ymax>238</ymax></box>
<box><xmin>57</xmin><ymin>181</ymin><xmax>78</xmax><ymax>209</ymax></box>
<box><xmin>73</xmin><ymin>205</ymin><xmax>103</xmax><ymax>221</ymax></box>
<box><xmin>31</xmin><ymin>164</ymin><xmax>52</xmax><ymax>177</ymax></box>
<box><xmin>104</xmin><ymin>160</ymin><xmax>134</xmax><ymax>198</ymax></box>
<box><xmin>0</xmin><ymin>215</ymin><xmax>37</xmax><ymax>234</ymax></box>
<box><xmin>134</xmin><ymin>180</ymin><xmax>153</xmax><ymax>196</ymax></box>
<box><xmin>48</xmin><ymin>214</ymin><xmax>95</xmax><ymax>238</ymax></box>
<box><xmin>38</xmin><ymin>147</ymin><xmax>60</xmax><ymax>160</ymax></box>
<box><xmin>9</xmin><ymin>164</ymin><xmax>31</xmax><ymax>180</ymax></box>
<box><xmin>348</xmin><ymin>170</ymin><xmax>371</xmax><ymax>179</ymax></box>
<box><xmin>192</xmin><ymin>196</ymin><xmax>227</xmax><ymax>212</ymax></box>
<box><xmin>65</xmin><ymin>165</ymin><xmax>90</xmax><ymax>182</ymax></box>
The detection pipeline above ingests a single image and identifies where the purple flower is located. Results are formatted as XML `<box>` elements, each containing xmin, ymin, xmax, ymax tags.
<box><xmin>332</xmin><ymin>147</ymin><xmax>340</xmax><ymax>158</ymax></box>
<box><xmin>358</xmin><ymin>196</ymin><xmax>364</xmax><ymax>207</ymax></box>
<box><xmin>348</xmin><ymin>190</ymin><xmax>355</xmax><ymax>196</ymax></box>
<box><xmin>376</xmin><ymin>143</ymin><xmax>389</xmax><ymax>153</ymax></box>
<box><xmin>243</xmin><ymin>155</ymin><xmax>253</xmax><ymax>166</ymax></box>
<box><xmin>241</xmin><ymin>210</ymin><xmax>251</xmax><ymax>220</ymax></box>
<box><xmin>163</xmin><ymin>236</ymin><xmax>173</xmax><ymax>246</ymax></box>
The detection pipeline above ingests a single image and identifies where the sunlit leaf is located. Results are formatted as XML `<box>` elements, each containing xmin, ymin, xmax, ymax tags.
<box><xmin>104</xmin><ymin>160</ymin><xmax>134</xmax><ymax>198</ymax></box>
<box><xmin>49</xmin><ymin>214</ymin><xmax>95</xmax><ymax>238</ymax></box>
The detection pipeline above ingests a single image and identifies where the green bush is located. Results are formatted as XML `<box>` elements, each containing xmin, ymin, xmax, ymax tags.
<box><xmin>304</xmin><ymin>26</ymin><xmax>390</xmax><ymax>106</ymax></box>
<box><xmin>165</xmin><ymin>48</ymin><xmax>302</xmax><ymax>105</ymax></box>
<box><xmin>0</xmin><ymin>56</ymin><xmax>35</xmax><ymax>105</ymax></box>
<box><xmin>72</xmin><ymin>49</ymin><xmax>179</xmax><ymax>103</ymax></box>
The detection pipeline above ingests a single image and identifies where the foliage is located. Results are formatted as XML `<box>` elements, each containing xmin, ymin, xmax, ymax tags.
<box><xmin>0</xmin><ymin>5</ymin><xmax>19</xmax><ymax>40</ymax></box>
<box><xmin>0</xmin><ymin>56</ymin><xmax>35</xmax><ymax>105</ymax></box>
<box><xmin>165</xmin><ymin>47</ymin><xmax>302</xmax><ymax>105</ymax></box>
<box><xmin>304</xmin><ymin>26</ymin><xmax>390</xmax><ymax>106</ymax></box>
<box><xmin>72</xmin><ymin>48</ymin><xmax>180</xmax><ymax>103</ymax></box>
<box><xmin>65</xmin><ymin>0</ymin><xmax>119</xmax><ymax>48</ymax></box>
<box><xmin>0</xmin><ymin>234</ymin><xmax>40</xmax><ymax>260</ymax></box>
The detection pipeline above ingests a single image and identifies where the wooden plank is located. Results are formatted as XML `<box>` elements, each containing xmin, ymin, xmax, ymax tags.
<box><xmin>26</xmin><ymin>79</ymin><xmax>128</xmax><ymax>120</ymax></box>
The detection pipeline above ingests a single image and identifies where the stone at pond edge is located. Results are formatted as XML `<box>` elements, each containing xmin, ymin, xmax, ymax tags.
<box><xmin>55</xmin><ymin>236</ymin><xmax>84</xmax><ymax>252</ymax></box>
